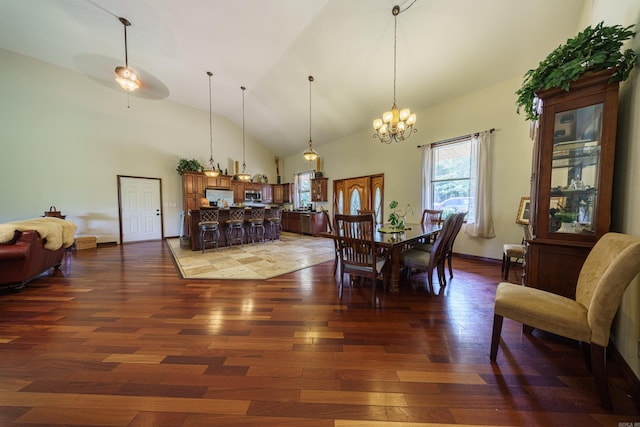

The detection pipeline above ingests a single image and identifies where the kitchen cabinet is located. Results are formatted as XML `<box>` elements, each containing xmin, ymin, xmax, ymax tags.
<box><xmin>231</xmin><ymin>181</ymin><xmax>244</xmax><ymax>203</ymax></box>
<box><xmin>311</xmin><ymin>178</ymin><xmax>328</xmax><ymax>202</ymax></box>
<box><xmin>282</xmin><ymin>211</ymin><xmax>327</xmax><ymax>236</ymax></box>
<box><xmin>525</xmin><ymin>69</ymin><xmax>619</xmax><ymax>298</ymax></box>
<box><xmin>182</xmin><ymin>172</ymin><xmax>206</xmax><ymax>236</ymax></box>
<box><xmin>273</xmin><ymin>183</ymin><xmax>293</xmax><ymax>204</ymax></box>
<box><xmin>206</xmin><ymin>175</ymin><xmax>231</xmax><ymax>189</ymax></box>
<box><xmin>261</xmin><ymin>184</ymin><xmax>273</xmax><ymax>203</ymax></box>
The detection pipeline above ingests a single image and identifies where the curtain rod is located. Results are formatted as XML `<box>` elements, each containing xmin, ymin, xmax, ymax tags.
<box><xmin>416</xmin><ymin>128</ymin><xmax>495</xmax><ymax>148</ymax></box>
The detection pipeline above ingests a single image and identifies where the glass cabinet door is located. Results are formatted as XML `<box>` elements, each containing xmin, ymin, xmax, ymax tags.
<box><xmin>549</xmin><ymin>103</ymin><xmax>603</xmax><ymax>235</ymax></box>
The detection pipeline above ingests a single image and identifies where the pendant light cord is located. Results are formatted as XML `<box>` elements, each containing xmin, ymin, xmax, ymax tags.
<box><xmin>208</xmin><ymin>72</ymin><xmax>213</xmax><ymax>160</ymax></box>
<box><xmin>241</xmin><ymin>86</ymin><xmax>246</xmax><ymax>172</ymax></box>
<box><xmin>309</xmin><ymin>76</ymin><xmax>313</xmax><ymax>146</ymax></box>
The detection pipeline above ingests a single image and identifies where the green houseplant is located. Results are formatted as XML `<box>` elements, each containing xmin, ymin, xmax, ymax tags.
<box><xmin>176</xmin><ymin>158</ymin><xmax>204</xmax><ymax>175</ymax></box>
<box><xmin>516</xmin><ymin>22</ymin><xmax>637</xmax><ymax>121</ymax></box>
<box><xmin>387</xmin><ymin>200</ymin><xmax>413</xmax><ymax>230</ymax></box>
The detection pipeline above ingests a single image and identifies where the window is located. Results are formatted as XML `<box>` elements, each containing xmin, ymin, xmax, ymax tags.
<box><xmin>296</xmin><ymin>171</ymin><xmax>313</xmax><ymax>207</ymax></box>
<box><xmin>431</xmin><ymin>140</ymin><xmax>473</xmax><ymax>220</ymax></box>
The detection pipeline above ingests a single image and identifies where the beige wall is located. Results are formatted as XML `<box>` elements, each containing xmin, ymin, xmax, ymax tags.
<box><xmin>0</xmin><ymin>49</ymin><xmax>277</xmax><ymax>241</ymax></box>
<box><xmin>588</xmin><ymin>0</ymin><xmax>640</xmax><ymax>380</ymax></box>
<box><xmin>285</xmin><ymin>77</ymin><xmax>533</xmax><ymax>261</ymax></box>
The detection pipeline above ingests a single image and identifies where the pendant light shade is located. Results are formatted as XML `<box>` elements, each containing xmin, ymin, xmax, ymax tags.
<box><xmin>236</xmin><ymin>86</ymin><xmax>252</xmax><ymax>182</ymax></box>
<box><xmin>302</xmin><ymin>75</ymin><xmax>319</xmax><ymax>161</ymax></box>
<box><xmin>203</xmin><ymin>71</ymin><xmax>220</xmax><ymax>177</ymax></box>
<box><xmin>114</xmin><ymin>17</ymin><xmax>140</xmax><ymax>92</ymax></box>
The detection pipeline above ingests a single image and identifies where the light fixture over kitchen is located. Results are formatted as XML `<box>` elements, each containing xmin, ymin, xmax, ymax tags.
<box><xmin>114</xmin><ymin>17</ymin><xmax>140</xmax><ymax>92</ymax></box>
<box><xmin>303</xmin><ymin>75</ymin><xmax>319</xmax><ymax>162</ymax></box>
<box><xmin>372</xmin><ymin>3</ymin><xmax>417</xmax><ymax>143</ymax></box>
<box><xmin>203</xmin><ymin>71</ymin><xmax>220</xmax><ymax>178</ymax></box>
<box><xmin>236</xmin><ymin>86</ymin><xmax>252</xmax><ymax>182</ymax></box>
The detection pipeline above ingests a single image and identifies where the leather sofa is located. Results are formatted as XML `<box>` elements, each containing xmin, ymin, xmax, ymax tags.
<box><xmin>0</xmin><ymin>229</ymin><xmax>67</xmax><ymax>290</ymax></box>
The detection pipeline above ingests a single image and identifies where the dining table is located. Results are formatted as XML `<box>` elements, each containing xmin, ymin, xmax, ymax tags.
<box><xmin>321</xmin><ymin>222</ymin><xmax>442</xmax><ymax>294</ymax></box>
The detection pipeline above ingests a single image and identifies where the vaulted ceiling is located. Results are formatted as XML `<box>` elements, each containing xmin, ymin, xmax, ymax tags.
<box><xmin>0</xmin><ymin>0</ymin><xmax>586</xmax><ymax>157</ymax></box>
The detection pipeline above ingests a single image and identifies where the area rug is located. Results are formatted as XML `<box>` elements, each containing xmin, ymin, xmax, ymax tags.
<box><xmin>166</xmin><ymin>232</ymin><xmax>335</xmax><ymax>280</ymax></box>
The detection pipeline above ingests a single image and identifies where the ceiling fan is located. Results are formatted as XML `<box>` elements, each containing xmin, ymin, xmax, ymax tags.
<box><xmin>72</xmin><ymin>8</ymin><xmax>169</xmax><ymax>101</ymax></box>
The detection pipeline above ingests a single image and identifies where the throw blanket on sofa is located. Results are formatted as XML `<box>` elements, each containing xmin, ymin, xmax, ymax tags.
<box><xmin>0</xmin><ymin>217</ymin><xmax>77</xmax><ymax>250</ymax></box>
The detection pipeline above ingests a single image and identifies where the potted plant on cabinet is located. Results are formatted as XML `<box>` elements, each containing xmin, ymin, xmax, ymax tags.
<box><xmin>516</xmin><ymin>21</ymin><xmax>637</xmax><ymax>122</ymax></box>
<box><xmin>176</xmin><ymin>158</ymin><xmax>204</xmax><ymax>175</ymax></box>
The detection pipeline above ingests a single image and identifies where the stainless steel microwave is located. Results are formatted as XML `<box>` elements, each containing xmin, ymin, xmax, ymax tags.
<box><xmin>244</xmin><ymin>190</ymin><xmax>262</xmax><ymax>202</ymax></box>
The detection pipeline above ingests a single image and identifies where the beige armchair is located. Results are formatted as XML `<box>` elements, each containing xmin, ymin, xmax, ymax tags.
<box><xmin>490</xmin><ymin>232</ymin><xmax>640</xmax><ymax>410</ymax></box>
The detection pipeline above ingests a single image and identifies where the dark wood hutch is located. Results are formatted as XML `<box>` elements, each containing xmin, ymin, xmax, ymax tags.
<box><xmin>526</xmin><ymin>70</ymin><xmax>620</xmax><ymax>298</ymax></box>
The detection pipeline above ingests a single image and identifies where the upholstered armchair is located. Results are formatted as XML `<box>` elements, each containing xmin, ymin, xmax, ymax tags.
<box><xmin>490</xmin><ymin>232</ymin><xmax>640</xmax><ymax>410</ymax></box>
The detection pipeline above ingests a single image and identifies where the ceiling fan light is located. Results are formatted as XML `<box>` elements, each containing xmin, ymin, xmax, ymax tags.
<box><xmin>115</xmin><ymin>66</ymin><xmax>140</xmax><ymax>91</ymax></box>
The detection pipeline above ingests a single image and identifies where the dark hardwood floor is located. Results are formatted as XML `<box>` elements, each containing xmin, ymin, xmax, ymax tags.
<box><xmin>0</xmin><ymin>240</ymin><xmax>638</xmax><ymax>426</ymax></box>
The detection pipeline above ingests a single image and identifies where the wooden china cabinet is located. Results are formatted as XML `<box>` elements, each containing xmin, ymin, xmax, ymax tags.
<box><xmin>525</xmin><ymin>70</ymin><xmax>620</xmax><ymax>298</ymax></box>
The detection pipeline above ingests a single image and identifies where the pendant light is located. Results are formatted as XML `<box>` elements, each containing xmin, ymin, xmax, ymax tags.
<box><xmin>203</xmin><ymin>71</ymin><xmax>220</xmax><ymax>178</ymax></box>
<box><xmin>303</xmin><ymin>75</ymin><xmax>319</xmax><ymax>161</ymax></box>
<box><xmin>236</xmin><ymin>86</ymin><xmax>252</xmax><ymax>182</ymax></box>
<box><xmin>114</xmin><ymin>17</ymin><xmax>140</xmax><ymax>92</ymax></box>
<box><xmin>372</xmin><ymin>4</ymin><xmax>417</xmax><ymax>143</ymax></box>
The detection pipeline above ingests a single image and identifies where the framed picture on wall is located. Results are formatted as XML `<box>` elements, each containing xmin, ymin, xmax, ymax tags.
<box><xmin>516</xmin><ymin>197</ymin><xmax>531</xmax><ymax>225</ymax></box>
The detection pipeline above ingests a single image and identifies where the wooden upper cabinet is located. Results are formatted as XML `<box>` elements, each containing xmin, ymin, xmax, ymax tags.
<box><xmin>183</xmin><ymin>172</ymin><xmax>205</xmax><ymax>195</ymax></box>
<box><xmin>273</xmin><ymin>183</ymin><xmax>293</xmax><ymax>204</ymax></box>
<box><xmin>311</xmin><ymin>178</ymin><xmax>328</xmax><ymax>202</ymax></box>
<box><xmin>206</xmin><ymin>175</ymin><xmax>231</xmax><ymax>189</ymax></box>
<box><xmin>261</xmin><ymin>184</ymin><xmax>273</xmax><ymax>203</ymax></box>
<box><xmin>526</xmin><ymin>69</ymin><xmax>619</xmax><ymax>298</ymax></box>
<box><xmin>231</xmin><ymin>181</ymin><xmax>244</xmax><ymax>203</ymax></box>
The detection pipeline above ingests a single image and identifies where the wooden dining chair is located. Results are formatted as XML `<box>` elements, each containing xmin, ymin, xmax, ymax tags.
<box><xmin>400</xmin><ymin>213</ymin><xmax>458</xmax><ymax>294</ymax></box>
<box><xmin>416</xmin><ymin>209</ymin><xmax>443</xmax><ymax>246</ymax></box>
<box><xmin>334</xmin><ymin>214</ymin><xmax>388</xmax><ymax>306</ymax></box>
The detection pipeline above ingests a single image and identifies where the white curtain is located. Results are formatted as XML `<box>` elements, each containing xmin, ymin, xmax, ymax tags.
<box><xmin>421</xmin><ymin>145</ymin><xmax>432</xmax><ymax>212</ymax></box>
<box><xmin>293</xmin><ymin>173</ymin><xmax>300</xmax><ymax>210</ymax></box>
<box><xmin>465</xmin><ymin>130</ymin><xmax>495</xmax><ymax>238</ymax></box>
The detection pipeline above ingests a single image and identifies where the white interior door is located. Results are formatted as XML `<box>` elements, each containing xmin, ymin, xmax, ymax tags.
<box><xmin>119</xmin><ymin>176</ymin><xmax>162</xmax><ymax>243</ymax></box>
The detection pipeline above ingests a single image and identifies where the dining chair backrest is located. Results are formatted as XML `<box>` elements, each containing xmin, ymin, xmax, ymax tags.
<box><xmin>322</xmin><ymin>210</ymin><xmax>334</xmax><ymax>233</ymax></box>
<box><xmin>334</xmin><ymin>214</ymin><xmax>377</xmax><ymax>267</ymax></box>
<box><xmin>421</xmin><ymin>209</ymin><xmax>443</xmax><ymax>226</ymax></box>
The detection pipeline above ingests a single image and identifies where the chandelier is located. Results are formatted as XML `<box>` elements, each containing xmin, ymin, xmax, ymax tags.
<box><xmin>372</xmin><ymin>4</ymin><xmax>417</xmax><ymax>143</ymax></box>
<box><xmin>303</xmin><ymin>75</ymin><xmax>319</xmax><ymax>161</ymax></box>
<box><xmin>204</xmin><ymin>71</ymin><xmax>219</xmax><ymax>177</ymax></box>
<box><xmin>114</xmin><ymin>17</ymin><xmax>140</xmax><ymax>92</ymax></box>
<box><xmin>236</xmin><ymin>86</ymin><xmax>252</xmax><ymax>182</ymax></box>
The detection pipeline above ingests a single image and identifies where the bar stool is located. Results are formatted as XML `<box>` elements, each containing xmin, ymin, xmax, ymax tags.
<box><xmin>265</xmin><ymin>206</ymin><xmax>282</xmax><ymax>242</ymax></box>
<box><xmin>226</xmin><ymin>206</ymin><xmax>245</xmax><ymax>247</ymax></box>
<box><xmin>198</xmin><ymin>207</ymin><xmax>220</xmax><ymax>253</ymax></box>
<box><xmin>248</xmin><ymin>207</ymin><xmax>265</xmax><ymax>244</ymax></box>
